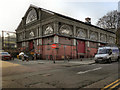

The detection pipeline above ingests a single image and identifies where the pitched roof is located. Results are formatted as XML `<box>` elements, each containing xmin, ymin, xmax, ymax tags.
<box><xmin>17</xmin><ymin>4</ymin><xmax>115</xmax><ymax>34</ymax></box>
<box><xmin>34</xmin><ymin>4</ymin><xmax>115</xmax><ymax>34</ymax></box>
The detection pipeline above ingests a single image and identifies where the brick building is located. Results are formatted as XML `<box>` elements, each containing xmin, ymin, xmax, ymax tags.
<box><xmin>16</xmin><ymin>5</ymin><xmax>116</xmax><ymax>60</ymax></box>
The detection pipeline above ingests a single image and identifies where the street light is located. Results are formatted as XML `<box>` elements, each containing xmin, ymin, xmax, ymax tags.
<box><xmin>7</xmin><ymin>33</ymin><xmax>10</xmax><ymax>50</ymax></box>
<box><xmin>2</xmin><ymin>31</ymin><xmax>4</xmax><ymax>50</ymax></box>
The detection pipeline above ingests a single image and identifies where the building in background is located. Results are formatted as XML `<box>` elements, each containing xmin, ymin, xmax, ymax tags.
<box><xmin>16</xmin><ymin>5</ymin><xmax>116</xmax><ymax>60</ymax></box>
<box><xmin>2</xmin><ymin>31</ymin><xmax>17</xmax><ymax>55</ymax></box>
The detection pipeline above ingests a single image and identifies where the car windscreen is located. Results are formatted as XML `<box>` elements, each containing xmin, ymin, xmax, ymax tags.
<box><xmin>98</xmin><ymin>49</ymin><xmax>111</xmax><ymax>54</ymax></box>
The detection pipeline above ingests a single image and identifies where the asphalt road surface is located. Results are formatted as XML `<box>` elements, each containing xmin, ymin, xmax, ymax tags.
<box><xmin>1</xmin><ymin>59</ymin><xmax>119</xmax><ymax>89</ymax></box>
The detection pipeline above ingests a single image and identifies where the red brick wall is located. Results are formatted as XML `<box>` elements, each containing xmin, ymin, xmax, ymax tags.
<box><xmin>87</xmin><ymin>42</ymin><xmax>98</xmax><ymax>57</ymax></box>
<box><xmin>29</xmin><ymin>41</ymin><xmax>34</xmax><ymax>50</ymax></box>
<box><xmin>87</xmin><ymin>48</ymin><xmax>97</xmax><ymax>57</ymax></box>
<box><xmin>58</xmin><ymin>37</ymin><xmax>77</xmax><ymax>59</ymax></box>
<box><xmin>19</xmin><ymin>37</ymin><xmax>106</xmax><ymax>59</ymax></box>
<box><xmin>41</xmin><ymin>36</ymin><xmax>77</xmax><ymax>60</ymax></box>
<box><xmin>43</xmin><ymin>37</ymin><xmax>53</xmax><ymax>45</ymax></box>
<box><xmin>59</xmin><ymin>37</ymin><xmax>72</xmax><ymax>45</ymax></box>
<box><xmin>36</xmin><ymin>45</ymin><xmax>42</xmax><ymax>54</ymax></box>
<box><xmin>42</xmin><ymin>45</ymin><xmax>50</xmax><ymax>59</ymax></box>
<box><xmin>42</xmin><ymin>37</ymin><xmax>54</xmax><ymax>59</ymax></box>
<box><xmin>57</xmin><ymin>45</ymin><xmax>71</xmax><ymax>59</ymax></box>
<box><xmin>19</xmin><ymin>37</ymin><xmax>104</xmax><ymax>59</ymax></box>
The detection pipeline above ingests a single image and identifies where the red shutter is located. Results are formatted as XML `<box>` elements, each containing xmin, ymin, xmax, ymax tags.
<box><xmin>77</xmin><ymin>40</ymin><xmax>85</xmax><ymax>53</ymax></box>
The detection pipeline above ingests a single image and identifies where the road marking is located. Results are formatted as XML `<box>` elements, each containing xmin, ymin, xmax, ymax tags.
<box><xmin>102</xmin><ymin>79</ymin><xmax>120</xmax><ymax>89</ymax></box>
<box><xmin>101</xmin><ymin>79</ymin><xmax>120</xmax><ymax>90</ymax></box>
<box><xmin>110</xmin><ymin>82</ymin><xmax>120</xmax><ymax>89</ymax></box>
<box><xmin>77</xmin><ymin>67</ymin><xmax>102</xmax><ymax>74</ymax></box>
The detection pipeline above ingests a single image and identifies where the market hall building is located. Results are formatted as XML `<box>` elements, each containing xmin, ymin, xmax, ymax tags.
<box><xmin>16</xmin><ymin>5</ymin><xmax>116</xmax><ymax>60</ymax></box>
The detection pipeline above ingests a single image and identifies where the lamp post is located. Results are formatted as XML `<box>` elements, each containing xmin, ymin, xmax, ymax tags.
<box><xmin>64</xmin><ymin>45</ymin><xmax>66</xmax><ymax>62</ymax></box>
<box><xmin>7</xmin><ymin>33</ymin><xmax>10</xmax><ymax>51</ymax></box>
<box><xmin>51</xmin><ymin>44</ymin><xmax>56</xmax><ymax>63</ymax></box>
<box><xmin>2</xmin><ymin>31</ymin><xmax>4</xmax><ymax>50</ymax></box>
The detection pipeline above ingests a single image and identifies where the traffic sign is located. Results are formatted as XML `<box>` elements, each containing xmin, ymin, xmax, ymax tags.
<box><xmin>51</xmin><ymin>44</ymin><xmax>56</xmax><ymax>48</ymax></box>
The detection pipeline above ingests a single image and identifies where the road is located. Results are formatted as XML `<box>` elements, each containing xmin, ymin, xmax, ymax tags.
<box><xmin>1</xmin><ymin>59</ymin><xmax>119</xmax><ymax>89</ymax></box>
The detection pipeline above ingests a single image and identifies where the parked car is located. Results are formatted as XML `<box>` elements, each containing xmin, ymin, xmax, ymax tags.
<box><xmin>0</xmin><ymin>52</ymin><xmax>11</xmax><ymax>60</ymax></box>
<box><xmin>94</xmin><ymin>46</ymin><xmax>119</xmax><ymax>63</ymax></box>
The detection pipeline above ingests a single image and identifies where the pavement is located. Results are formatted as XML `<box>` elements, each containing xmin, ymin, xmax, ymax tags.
<box><xmin>10</xmin><ymin>58</ymin><xmax>95</xmax><ymax>66</ymax></box>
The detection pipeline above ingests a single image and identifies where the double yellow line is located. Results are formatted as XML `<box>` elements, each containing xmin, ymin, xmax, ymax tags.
<box><xmin>102</xmin><ymin>79</ymin><xmax>120</xmax><ymax>90</ymax></box>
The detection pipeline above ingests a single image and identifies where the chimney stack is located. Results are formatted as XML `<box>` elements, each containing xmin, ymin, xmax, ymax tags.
<box><xmin>85</xmin><ymin>17</ymin><xmax>91</xmax><ymax>24</ymax></box>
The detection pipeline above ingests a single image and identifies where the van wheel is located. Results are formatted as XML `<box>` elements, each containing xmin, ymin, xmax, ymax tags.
<box><xmin>95</xmin><ymin>60</ymin><xmax>98</xmax><ymax>63</ymax></box>
<box><xmin>117</xmin><ymin>57</ymin><xmax>119</xmax><ymax>62</ymax></box>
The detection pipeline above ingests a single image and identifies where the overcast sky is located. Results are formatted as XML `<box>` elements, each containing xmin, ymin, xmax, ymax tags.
<box><xmin>0</xmin><ymin>0</ymin><xmax>119</xmax><ymax>36</ymax></box>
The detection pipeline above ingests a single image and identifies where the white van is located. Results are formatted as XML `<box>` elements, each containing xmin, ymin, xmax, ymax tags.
<box><xmin>94</xmin><ymin>46</ymin><xmax>119</xmax><ymax>63</ymax></box>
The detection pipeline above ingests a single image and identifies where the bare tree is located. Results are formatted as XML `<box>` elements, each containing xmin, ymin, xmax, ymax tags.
<box><xmin>116</xmin><ymin>12</ymin><xmax>120</xmax><ymax>47</ymax></box>
<box><xmin>97</xmin><ymin>10</ymin><xmax>118</xmax><ymax>31</ymax></box>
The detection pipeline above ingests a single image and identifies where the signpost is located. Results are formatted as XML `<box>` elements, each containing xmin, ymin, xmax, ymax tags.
<box><xmin>64</xmin><ymin>45</ymin><xmax>66</xmax><ymax>62</ymax></box>
<box><xmin>51</xmin><ymin>44</ymin><xmax>56</xmax><ymax>63</ymax></box>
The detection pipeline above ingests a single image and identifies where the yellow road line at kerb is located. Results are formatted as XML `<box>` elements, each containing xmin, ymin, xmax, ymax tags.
<box><xmin>102</xmin><ymin>79</ymin><xmax>120</xmax><ymax>89</ymax></box>
<box><xmin>110</xmin><ymin>82</ymin><xmax>120</xmax><ymax>89</ymax></box>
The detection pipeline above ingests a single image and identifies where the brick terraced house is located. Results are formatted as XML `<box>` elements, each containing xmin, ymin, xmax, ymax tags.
<box><xmin>16</xmin><ymin>5</ymin><xmax>116</xmax><ymax>60</ymax></box>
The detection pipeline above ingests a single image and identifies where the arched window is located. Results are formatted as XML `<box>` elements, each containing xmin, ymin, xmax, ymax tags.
<box><xmin>59</xmin><ymin>25</ymin><xmax>72</xmax><ymax>35</ymax></box>
<box><xmin>77</xmin><ymin>29</ymin><xmax>86</xmax><ymax>38</ymax></box>
<box><xmin>109</xmin><ymin>36</ymin><xmax>114</xmax><ymax>43</ymax></box>
<box><xmin>26</xmin><ymin>8</ymin><xmax>37</xmax><ymax>24</ymax></box>
<box><xmin>100</xmin><ymin>34</ymin><xmax>106</xmax><ymax>42</ymax></box>
<box><xmin>30</xmin><ymin>31</ymin><xmax>35</xmax><ymax>37</ymax></box>
<box><xmin>90</xmin><ymin>32</ymin><xmax>97</xmax><ymax>40</ymax></box>
<box><xmin>44</xmin><ymin>25</ymin><xmax>53</xmax><ymax>35</ymax></box>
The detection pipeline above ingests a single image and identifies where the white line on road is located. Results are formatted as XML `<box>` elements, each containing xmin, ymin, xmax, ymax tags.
<box><xmin>77</xmin><ymin>67</ymin><xmax>102</xmax><ymax>74</ymax></box>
